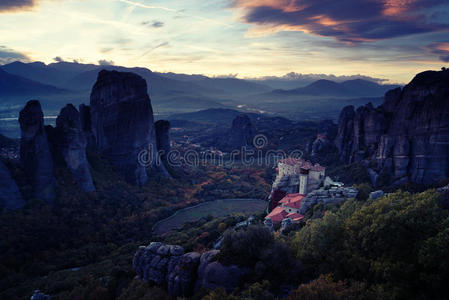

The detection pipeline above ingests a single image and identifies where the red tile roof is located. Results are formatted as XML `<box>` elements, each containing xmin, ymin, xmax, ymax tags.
<box><xmin>279</xmin><ymin>158</ymin><xmax>303</xmax><ymax>166</ymax></box>
<box><xmin>265</xmin><ymin>206</ymin><xmax>288</xmax><ymax>223</ymax></box>
<box><xmin>279</xmin><ymin>193</ymin><xmax>304</xmax><ymax>209</ymax></box>
<box><xmin>286</xmin><ymin>212</ymin><xmax>304</xmax><ymax>222</ymax></box>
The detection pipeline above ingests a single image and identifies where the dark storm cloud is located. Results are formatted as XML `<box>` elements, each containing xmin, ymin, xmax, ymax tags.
<box><xmin>0</xmin><ymin>46</ymin><xmax>30</xmax><ymax>64</ymax></box>
<box><xmin>233</xmin><ymin>0</ymin><xmax>449</xmax><ymax>42</ymax></box>
<box><xmin>0</xmin><ymin>0</ymin><xmax>35</xmax><ymax>12</ymax></box>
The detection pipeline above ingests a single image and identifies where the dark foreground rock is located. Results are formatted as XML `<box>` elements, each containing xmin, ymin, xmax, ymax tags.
<box><xmin>0</xmin><ymin>160</ymin><xmax>24</xmax><ymax>210</ymax></box>
<box><xmin>335</xmin><ymin>69</ymin><xmax>449</xmax><ymax>185</ymax></box>
<box><xmin>19</xmin><ymin>100</ymin><xmax>55</xmax><ymax>203</ymax></box>
<box><xmin>133</xmin><ymin>242</ymin><xmax>246</xmax><ymax>297</ymax></box>
<box><xmin>90</xmin><ymin>70</ymin><xmax>165</xmax><ymax>185</ymax></box>
<box><xmin>55</xmin><ymin>104</ymin><xmax>95</xmax><ymax>192</ymax></box>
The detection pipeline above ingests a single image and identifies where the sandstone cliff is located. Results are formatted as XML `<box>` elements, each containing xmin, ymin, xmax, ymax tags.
<box><xmin>90</xmin><ymin>70</ymin><xmax>166</xmax><ymax>185</ymax></box>
<box><xmin>335</xmin><ymin>69</ymin><xmax>449</xmax><ymax>185</ymax></box>
<box><xmin>55</xmin><ymin>104</ymin><xmax>95</xmax><ymax>192</ymax></box>
<box><xmin>19</xmin><ymin>100</ymin><xmax>55</xmax><ymax>203</ymax></box>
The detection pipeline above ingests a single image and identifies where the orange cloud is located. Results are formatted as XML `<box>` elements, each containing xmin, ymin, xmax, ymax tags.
<box><xmin>383</xmin><ymin>0</ymin><xmax>415</xmax><ymax>17</ymax></box>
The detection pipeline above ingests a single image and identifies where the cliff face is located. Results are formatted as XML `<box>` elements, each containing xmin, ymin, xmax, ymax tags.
<box><xmin>335</xmin><ymin>69</ymin><xmax>449</xmax><ymax>185</ymax></box>
<box><xmin>0</xmin><ymin>160</ymin><xmax>24</xmax><ymax>210</ymax></box>
<box><xmin>309</xmin><ymin>120</ymin><xmax>337</xmax><ymax>157</ymax></box>
<box><xmin>90</xmin><ymin>70</ymin><xmax>164</xmax><ymax>185</ymax></box>
<box><xmin>55</xmin><ymin>104</ymin><xmax>95</xmax><ymax>192</ymax></box>
<box><xmin>155</xmin><ymin>120</ymin><xmax>171</xmax><ymax>170</ymax></box>
<box><xmin>19</xmin><ymin>100</ymin><xmax>55</xmax><ymax>203</ymax></box>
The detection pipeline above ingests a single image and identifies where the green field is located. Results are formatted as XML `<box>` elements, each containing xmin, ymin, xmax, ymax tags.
<box><xmin>153</xmin><ymin>199</ymin><xmax>267</xmax><ymax>235</ymax></box>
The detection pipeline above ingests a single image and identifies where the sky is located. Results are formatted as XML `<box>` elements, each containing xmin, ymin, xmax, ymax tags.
<box><xmin>1</xmin><ymin>0</ymin><xmax>449</xmax><ymax>83</ymax></box>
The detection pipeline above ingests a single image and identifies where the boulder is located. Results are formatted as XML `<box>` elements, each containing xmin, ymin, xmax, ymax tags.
<box><xmin>167</xmin><ymin>252</ymin><xmax>201</xmax><ymax>297</ymax></box>
<box><xmin>369</xmin><ymin>190</ymin><xmax>385</xmax><ymax>200</ymax></box>
<box><xmin>133</xmin><ymin>244</ymin><xmax>246</xmax><ymax>297</ymax></box>
<box><xmin>0</xmin><ymin>160</ymin><xmax>24</xmax><ymax>210</ymax></box>
<box><xmin>19</xmin><ymin>100</ymin><xmax>55</xmax><ymax>203</ymax></box>
<box><xmin>196</xmin><ymin>250</ymin><xmax>246</xmax><ymax>293</ymax></box>
<box><xmin>55</xmin><ymin>104</ymin><xmax>95</xmax><ymax>192</ymax></box>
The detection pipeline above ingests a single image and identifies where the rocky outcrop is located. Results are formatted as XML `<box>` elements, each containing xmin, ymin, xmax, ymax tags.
<box><xmin>309</xmin><ymin>120</ymin><xmax>337</xmax><ymax>157</ymax></box>
<box><xmin>55</xmin><ymin>104</ymin><xmax>95</xmax><ymax>192</ymax></box>
<box><xmin>225</xmin><ymin>114</ymin><xmax>256</xmax><ymax>150</ymax></box>
<box><xmin>334</xmin><ymin>105</ymin><xmax>355</xmax><ymax>163</ymax></box>
<box><xmin>90</xmin><ymin>70</ymin><xmax>165</xmax><ymax>185</ymax></box>
<box><xmin>19</xmin><ymin>100</ymin><xmax>55</xmax><ymax>203</ymax></box>
<box><xmin>79</xmin><ymin>104</ymin><xmax>95</xmax><ymax>150</ymax></box>
<box><xmin>299</xmin><ymin>186</ymin><xmax>358</xmax><ymax>214</ymax></box>
<box><xmin>133</xmin><ymin>243</ymin><xmax>246</xmax><ymax>297</ymax></box>
<box><xmin>195</xmin><ymin>250</ymin><xmax>246</xmax><ymax>293</ymax></box>
<box><xmin>335</xmin><ymin>69</ymin><xmax>449</xmax><ymax>185</ymax></box>
<box><xmin>369</xmin><ymin>190</ymin><xmax>385</xmax><ymax>200</ymax></box>
<box><xmin>0</xmin><ymin>160</ymin><xmax>24</xmax><ymax>210</ymax></box>
<box><xmin>155</xmin><ymin>120</ymin><xmax>171</xmax><ymax>170</ymax></box>
<box><xmin>30</xmin><ymin>290</ymin><xmax>50</xmax><ymax>300</ymax></box>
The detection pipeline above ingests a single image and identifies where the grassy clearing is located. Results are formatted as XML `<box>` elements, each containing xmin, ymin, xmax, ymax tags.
<box><xmin>153</xmin><ymin>198</ymin><xmax>267</xmax><ymax>235</ymax></box>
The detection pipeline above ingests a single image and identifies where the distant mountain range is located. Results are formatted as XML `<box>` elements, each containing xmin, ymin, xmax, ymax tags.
<box><xmin>0</xmin><ymin>60</ymin><xmax>401</xmax><ymax>123</ymax></box>
<box><xmin>0</xmin><ymin>68</ymin><xmax>65</xmax><ymax>96</ymax></box>
<box><xmin>268</xmin><ymin>79</ymin><xmax>399</xmax><ymax>98</ymax></box>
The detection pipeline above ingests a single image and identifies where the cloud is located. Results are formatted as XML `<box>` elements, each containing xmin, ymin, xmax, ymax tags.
<box><xmin>426</xmin><ymin>42</ymin><xmax>449</xmax><ymax>62</ymax></box>
<box><xmin>0</xmin><ymin>0</ymin><xmax>35</xmax><ymax>12</ymax></box>
<box><xmin>139</xmin><ymin>42</ymin><xmax>169</xmax><ymax>58</ymax></box>
<box><xmin>53</xmin><ymin>56</ymin><xmax>64</xmax><ymax>62</ymax></box>
<box><xmin>100</xmin><ymin>47</ymin><xmax>114</xmax><ymax>54</ymax></box>
<box><xmin>98</xmin><ymin>59</ymin><xmax>114</xmax><ymax>66</ymax></box>
<box><xmin>231</xmin><ymin>0</ymin><xmax>449</xmax><ymax>42</ymax></box>
<box><xmin>141</xmin><ymin>20</ymin><xmax>165</xmax><ymax>28</ymax></box>
<box><xmin>0</xmin><ymin>46</ymin><xmax>30</xmax><ymax>64</ymax></box>
<box><xmin>248</xmin><ymin>72</ymin><xmax>389</xmax><ymax>83</ymax></box>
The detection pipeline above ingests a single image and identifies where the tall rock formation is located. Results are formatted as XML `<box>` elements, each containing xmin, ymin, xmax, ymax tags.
<box><xmin>335</xmin><ymin>69</ymin><xmax>449</xmax><ymax>185</ymax></box>
<box><xmin>79</xmin><ymin>104</ymin><xmax>95</xmax><ymax>150</ymax></box>
<box><xmin>19</xmin><ymin>100</ymin><xmax>55</xmax><ymax>203</ymax></box>
<box><xmin>309</xmin><ymin>120</ymin><xmax>337</xmax><ymax>157</ymax></box>
<box><xmin>55</xmin><ymin>104</ymin><xmax>95</xmax><ymax>192</ymax></box>
<box><xmin>225</xmin><ymin>114</ymin><xmax>256</xmax><ymax>150</ymax></box>
<box><xmin>90</xmin><ymin>70</ymin><xmax>165</xmax><ymax>185</ymax></box>
<box><xmin>0</xmin><ymin>160</ymin><xmax>25</xmax><ymax>210</ymax></box>
<box><xmin>155</xmin><ymin>120</ymin><xmax>171</xmax><ymax>169</ymax></box>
